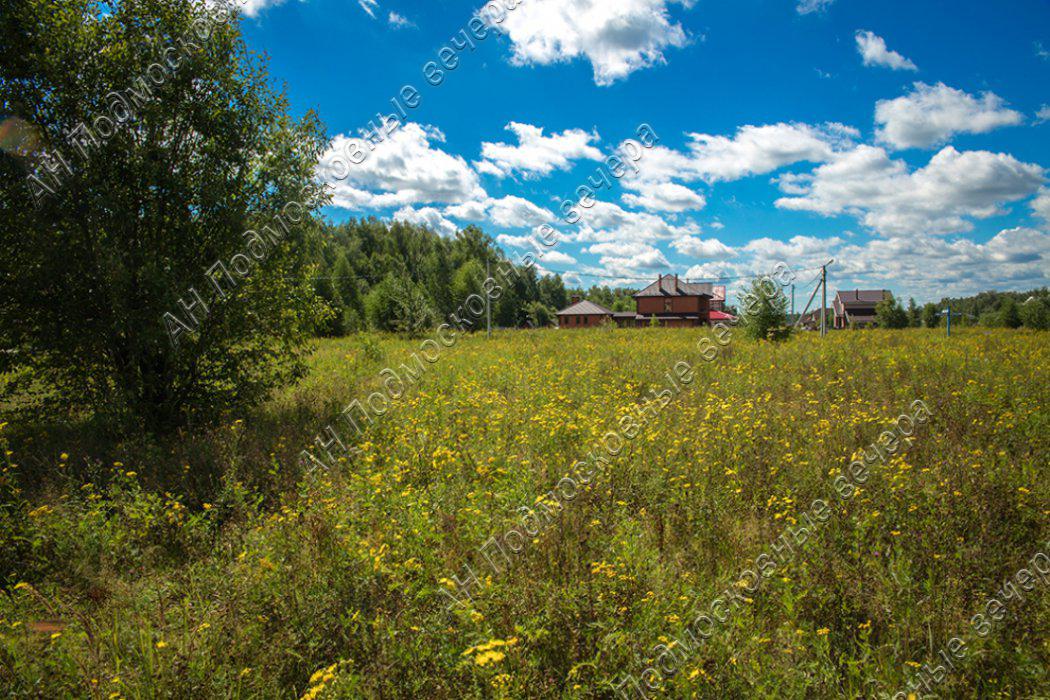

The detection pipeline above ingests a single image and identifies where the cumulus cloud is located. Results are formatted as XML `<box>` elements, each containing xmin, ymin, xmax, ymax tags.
<box><xmin>573</xmin><ymin>200</ymin><xmax>700</xmax><ymax>243</ymax></box>
<box><xmin>1033</xmin><ymin>188</ymin><xmax>1050</xmax><ymax>226</ymax></box>
<box><xmin>855</xmin><ymin>30</ymin><xmax>918</xmax><ymax>71</ymax></box>
<box><xmin>834</xmin><ymin>228</ymin><xmax>1050</xmax><ymax>299</ymax></box>
<box><xmin>488</xmin><ymin>0</ymin><xmax>694</xmax><ymax>86</ymax></box>
<box><xmin>670</xmin><ymin>236</ymin><xmax>736</xmax><ymax>259</ymax></box>
<box><xmin>775</xmin><ymin>145</ymin><xmax>1045</xmax><ymax>235</ymax></box>
<box><xmin>622</xmin><ymin>182</ymin><xmax>706</xmax><ymax>212</ymax></box>
<box><xmin>393</xmin><ymin>206</ymin><xmax>459</xmax><ymax>237</ymax></box>
<box><xmin>476</xmin><ymin>122</ymin><xmax>602</xmax><ymax>179</ymax></box>
<box><xmin>743</xmin><ymin>234</ymin><xmax>842</xmax><ymax>260</ymax></box>
<box><xmin>1036</xmin><ymin>105</ymin><xmax>1050</xmax><ymax>123</ymax></box>
<box><xmin>537</xmin><ymin>249</ymin><xmax>578</xmax><ymax>266</ymax></box>
<box><xmin>875</xmin><ymin>82</ymin><xmax>1024</xmax><ymax>150</ymax></box>
<box><xmin>586</xmin><ymin>241</ymin><xmax>671</xmax><ymax>278</ymax></box>
<box><xmin>629</xmin><ymin>122</ymin><xmax>857</xmax><ymax>185</ymax></box>
<box><xmin>446</xmin><ymin>195</ymin><xmax>554</xmax><ymax>228</ymax></box>
<box><xmin>318</xmin><ymin>123</ymin><xmax>486</xmax><ymax>210</ymax></box>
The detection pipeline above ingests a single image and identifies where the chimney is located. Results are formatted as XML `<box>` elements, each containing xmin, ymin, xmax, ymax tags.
<box><xmin>571</xmin><ymin>294</ymin><xmax>581</xmax><ymax>304</ymax></box>
<box><xmin>674</xmin><ymin>273</ymin><xmax>679</xmax><ymax>291</ymax></box>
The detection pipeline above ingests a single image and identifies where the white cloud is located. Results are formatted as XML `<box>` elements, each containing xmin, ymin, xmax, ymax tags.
<box><xmin>573</xmin><ymin>200</ymin><xmax>700</xmax><ymax>243</ymax></box>
<box><xmin>797</xmin><ymin>0</ymin><xmax>835</xmax><ymax>15</ymax></box>
<box><xmin>588</xmin><ymin>242</ymin><xmax>671</xmax><ymax>277</ymax></box>
<box><xmin>388</xmin><ymin>11</ymin><xmax>413</xmax><ymax>28</ymax></box>
<box><xmin>486</xmin><ymin>196</ymin><xmax>554</xmax><ymax>227</ymax></box>
<box><xmin>1036</xmin><ymin>105</ymin><xmax>1050</xmax><ymax>123</ymax></box>
<box><xmin>775</xmin><ymin>145</ymin><xmax>1045</xmax><ymax>235</ymax></box>
<box><xmin>476</xmin><ymin>122</ymin><xmax>602</xmax><ymax>179</ymax></box>
<box><xmin>855</xmin><ymin>30</ymin><xmax>917</xmax><ymax>71</ymax></box>
<box><xmin>875</xmin><ymin>82</ymin><xmax>1024</xmax><ymax>150</ymax></box>
<box><xmin>743</xmin><ymin>234</ymin><xmax>842</xmax><ymax>260</ymax></box>
<box><xmin>629</xmin><ymin>122</ymin><xmax>857</xmax><ymax>185</ymax></box>
<box><xmin>488</xmin><ymin>0</ymin><xmax>694</xmax><ymax>86</ymax></box>
<box><xmin>358</xmin><ymin>0</ymin><xmax>378</xmax><ymax>18</ymax></box>
<box><xmin>217</xmin><ymin>0</ymin><xmax>287</xmax><ymax>18</ymax></box>
<box><xmin>446</xmin><ymin>195</ymin><xmax>554</xmax><ymax>228</ymax></box>
<box><xmin>622</xmin><ymin>182</ymin><xmax>706</xmax><ymax>212</ymax></box>
<box><xmin>1033</xmin><ymin>188</ymin><xmax>1050</xmax><ymax>226</ymax></box>
<box><xmin>318</xmin><ymin>123</ymin><xmax>486</xmax><ymax>210</ymax></box>
<box><xmin>670</xmin><ymin>236</ymin><xmax>736</xmax><ymax>259</ymax></box>
<box><xmin>537</xmin><ymin>249</ymin><xmax>578</xmax><ymax>266</ymax></box>
<box><xmin>393</xmin><ymin>206</ymin><xmax>459</xmax><ymax>237</ymax></box>
<box><xmin>834</xmin><ymin>228</ymin><xmax>1050</xmax><ymax>299</ymax></box>
<box><xmin>1037</xmin><ymin>42</ymin><xmax>1050</xmax><ymax>61</ymax></box>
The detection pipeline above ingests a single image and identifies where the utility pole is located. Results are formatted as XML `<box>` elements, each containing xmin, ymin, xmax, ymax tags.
<box><xmin>485</xmin><ymin>259</ymin><xmax>492</xmax><ymax>339</ymax></box>
<box><xmin>946</xmin><ymin>301</ymin><xmax>951</xmax><ymax>338</ymax></box>
<box><xmin>820</xmin><ymin>264</ymin><xmax>827</xmax><ymax>337</ymax></box>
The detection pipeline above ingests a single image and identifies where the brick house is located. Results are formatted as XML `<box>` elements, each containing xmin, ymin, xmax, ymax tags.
<box><xmin>557</xmin><ymin>275</ymin><xmax>735</xmax><ymax>328</ymax></box>
<box><xmin>555</xmin><ymin>297</ymin><xmax>614</xmax><ymax>328</ymax></box>
<box><xmin>833</xmin><ymin>290</ymin><xmax>890</xmax><ymax>328</ymax></box>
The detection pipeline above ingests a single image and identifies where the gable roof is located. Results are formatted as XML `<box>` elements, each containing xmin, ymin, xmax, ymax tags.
<box><xmin>799</xmin><ymin>307</ymin><xmax>832</xmax><ymax>323</ymax></box>
<box><xmin>634</xmin><ymin>275</ymin><xmax>713</xmax><ymax>298</ymax></box>
<box><xmin>556</xmin><ymin>299</ymin><xmax>614</xmax><ymax>316</ymax></box>
<box><xmin>835</xmin><ymin>290</ymin><xmax>890</xmax><ymax>308</ymax></box>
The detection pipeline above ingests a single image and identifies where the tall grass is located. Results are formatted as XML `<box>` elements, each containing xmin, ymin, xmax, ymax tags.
<box><xmin>1</xmin><ymin>328</ymin><xmax>1047</xmax><ymax>698</ymax></box>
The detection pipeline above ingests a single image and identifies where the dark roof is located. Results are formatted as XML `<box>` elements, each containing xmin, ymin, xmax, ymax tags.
<box><xmin>612</xmin><ymin>311</ymin><xmax>637</xmax><ymax>318</ymax></box>
<box><xmin>556</xmin><ymin>299</ymin><xmax>614</xmax><ymax>316</ymax></box>
<box><xmin>799</xmin><ymin>307</ymin><xmax>832</xmax><ymax>322</ymax></box>
<box><xmin>634</xmin><ymin>275</ymin><xmax>713</xmax><ymax>298</ymax></box>
<box><xmin>835</xmin><ymin>290</ymin><xmax>890</xmax><ymax>308</ymax></box>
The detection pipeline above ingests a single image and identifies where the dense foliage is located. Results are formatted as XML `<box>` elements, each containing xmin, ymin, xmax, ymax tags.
<box><xmin>306</xmin><ymin>220</ymin><xmax>576</xmax><ymax>336</ymax></box>
<box><xmin>875</xmin><ymin>294</ymin><xmax>910</xmax><ymax>329</ymax></box>
<box><xmin>1</xmin><ymin>329</ymin><xmax>1046</xmax><ymax>697</ymax></box>
<box><xmin>739</xmin><ymin>277</ymin><xmax>791</xmax><ymax>340</ymax></box>
<box><xmin>0</xmin><ymin>0</ymin><xmax>328</xmax><ymax>430</ymax></box>
<box><xmin>932</xmin><ymin>287</ymin><xmax>1050</xmax><ymax>329</ymax></box>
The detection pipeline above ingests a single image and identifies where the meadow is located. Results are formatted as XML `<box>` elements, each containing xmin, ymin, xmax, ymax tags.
<box><xmin>1</xmin><ymin>327</ymin><xmax>1047</xmax><ymax>698</ymax></box>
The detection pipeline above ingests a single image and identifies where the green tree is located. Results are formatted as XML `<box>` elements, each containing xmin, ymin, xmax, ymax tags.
<box><xmin>364</xmin><ymin>275</ymin><xmax>437</xmax><ymax>336</ymax></box>
<box><xmin>739</xmin><ymin>277</ymin><xmax>791</xmax><ymax>341</ymax></box>
<box><xmin>537</xmin><ymin>274</ymin><xmax>568</xmax><ymax>311</ymax></box>
<box><xmin>875</xmin><ymin>295</ymin><xmax>909</xmax><ymax>329</ymax></box>
<box><xmin>450</xmin><ymin>260</ymin><xmax>486</xmax><ymax>308</ymax></box>
<box><xmin>1019</xmin><ymin>298</ymin><xmax>1049</xmax><ymax>330</ymax></box>
<box><xmin>525</xmin><ymin>302</ymin><xmax>555</xmax><ymax>328</ymax></box>
<box><xmin>0</xmin><ymin>0</ymin><xmax>328</xmax><ymax>430</ymax></box>
<box><xmin>922</xmin><ymin>303</ymin><xmax>940</xmax><ymax>328</ymax></box>
<box><xmin>999</xmin><ymin>297</ymin><xmax>1022</xmax><ymax>329</ymax></box>
<box><xmin>907</xmin><ymin>297</ymin><xmax>921</xmax><ymax>327</ymax></box>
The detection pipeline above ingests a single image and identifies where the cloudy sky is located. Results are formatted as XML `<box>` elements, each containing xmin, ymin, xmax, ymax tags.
<box><xmin>239</xmin><ymin>0</ymin><xmax>1049</xmax><ymax>303</ymax></box>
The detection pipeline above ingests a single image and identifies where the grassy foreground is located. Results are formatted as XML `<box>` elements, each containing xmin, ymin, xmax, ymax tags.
<box><xmin>1</xmin><ymin>328</ymin><xmax>1048</xmax><ymax>698</ymax></box>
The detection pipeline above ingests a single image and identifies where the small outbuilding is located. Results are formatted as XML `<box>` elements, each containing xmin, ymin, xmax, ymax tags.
<box><xmin>555</xmin><ymin>297</ymin><xmax>614</xmax><ymax>328</ymax></box>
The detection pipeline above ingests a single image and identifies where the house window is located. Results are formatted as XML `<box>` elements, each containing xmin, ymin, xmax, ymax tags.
<box><xmin>664</xmin><ymin>298</ymin><xmax>672</xmax><ymax>312</ymax></box>
<box><xmin>577</xmin><ymin>315</ymin><xmax>583</xmax><ymax>325</ymax></box>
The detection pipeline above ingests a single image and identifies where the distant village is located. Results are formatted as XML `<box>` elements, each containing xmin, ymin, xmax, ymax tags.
<box><xmin>556</xmin><ymin>273</ymin><xmax>890</xmax><ymax>330</ymax></box>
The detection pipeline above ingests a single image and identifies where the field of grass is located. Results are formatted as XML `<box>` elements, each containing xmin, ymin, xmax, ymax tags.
<box><xmin>1</xmin><ymin>327</ymin><xmax>1048</xmax><ymax>698</ymax></box>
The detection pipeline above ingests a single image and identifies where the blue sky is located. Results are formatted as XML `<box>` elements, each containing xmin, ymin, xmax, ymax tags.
<box><xmin>236</xmin><ymin>0</ymin><xmax>1049</xmax><ymax>303</ymax></box>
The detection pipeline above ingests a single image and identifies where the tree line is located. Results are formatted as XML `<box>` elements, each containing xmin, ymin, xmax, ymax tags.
<box><xmin>874</xmin><ymin>290</ymin><xmax>1050</xmax><ymax>329</ymax></box>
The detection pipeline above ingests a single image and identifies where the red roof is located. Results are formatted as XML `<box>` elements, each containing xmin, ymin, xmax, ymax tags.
<box><xmin>709</xmin><ymin>310</ymin><xmax>735</xmax><ymax>321</ymax></box>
